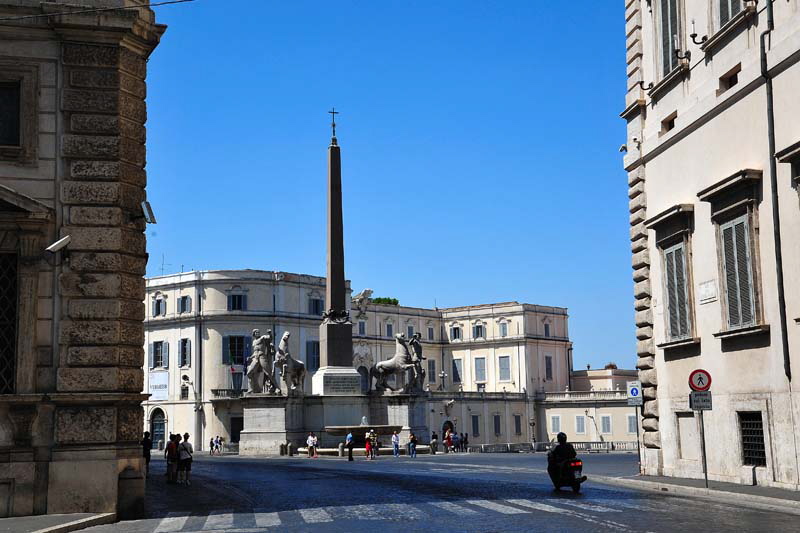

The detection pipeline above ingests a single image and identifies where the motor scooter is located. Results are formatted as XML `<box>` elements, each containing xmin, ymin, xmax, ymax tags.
<box><xmin>549</xmin><ymin>457</ymin><xmax>587</xmax><ymax>493</ymax></box>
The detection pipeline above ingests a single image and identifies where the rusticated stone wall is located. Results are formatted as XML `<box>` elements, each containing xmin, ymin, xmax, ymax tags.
<box><xmin>623</xmin><ymin>0</ymin><xmax>660</xmax><ymax>453</ymax></box>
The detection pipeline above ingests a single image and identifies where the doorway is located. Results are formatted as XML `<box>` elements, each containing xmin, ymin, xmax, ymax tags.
<box><xmin>150</xmin><ymin>408</ymin><xmax>166</xmax><ymax>449</ymax></box>
<box><xmin>231</xmin><ymin>416</ymin><xmax>244</xmax><ymax>443</ymax></box>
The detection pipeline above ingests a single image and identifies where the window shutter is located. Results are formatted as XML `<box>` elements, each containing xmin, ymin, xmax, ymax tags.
<box><xmin>720</xmin><ymin>0</ymin><xmax>730</xmax><ymax>26</ymax></box>
<box><xmin>242</xmin><ymin>294</ymin><xmax>248</xmax><ymax>311</ymax></box>
<box><xmin>163</xmin><ymin>341</ymin><xmax>169</xmax><ymax>368</ymax></box>
<box><xmin>151</xmin><ymin>300</ymin><xmax>156</xmax><ymax>317</ymax></box>
<box><xmin>148</xmin><ymin>343</ymin><xmax>154</xmax><ymax>369</ymax></box>
<box><xmin>186</xmin><ymin>296</ymin><xmax>192</xmax><ymax>313</ymax></box>
<box><xmin>734</xmin><ymin>219</ymin><xmax>754</xmax><ymax>326</ymax></box>
<box><xmin>186</xmin><ymin>338</ymin><xmax>192</xmax><ymax>367</ymax></box>
<box><xmin>222</xmin><ymin>336</ymin><xmax>230</xmax><ymax>364</ymax></box>
<box><xmin>227</xmin><ymin>295</ymin><xmax>232</xmax><ymax>311</ymax></box>
<box><xmin>674</xmin><ymin>245</ymin><xmax>690</xmax><ymax>337</ymax></box>
<box><xmin>722</xmin><ymin>222</ymin><xmax>742</xmax><ymax>327</ymax></box>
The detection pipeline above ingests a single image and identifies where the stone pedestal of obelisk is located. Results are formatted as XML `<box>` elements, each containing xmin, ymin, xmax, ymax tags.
<box><xmin>312</xmin><ymin>125</ymin><xmax>362</xmax><ymax>396</ymax></box>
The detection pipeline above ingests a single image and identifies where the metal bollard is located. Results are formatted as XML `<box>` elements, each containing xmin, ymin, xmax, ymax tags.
<box><xmin>287</xmin><ymin>442</ymin><xmax>294</xmax><ymax>456</ymax></box>
<box><xmin>338</xmin><ymin>443</ymin><xmax>345</xmax><ymax>457</ymax></box>
<box><xmin>279</xmin><ymin>443</ymin><xmax>287</xmax><ymax>456</ymax></box>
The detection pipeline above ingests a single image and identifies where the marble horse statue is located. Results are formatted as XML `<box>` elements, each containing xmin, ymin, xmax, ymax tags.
<box><xmin>274</xmin><ymin>331</ymin><xmax>306</xmax><ymax>394</ymax></box>
<box><xmin>371</xmin><ymin>333</ymin><xmax>416</xmax><ymax>391</ymax></box>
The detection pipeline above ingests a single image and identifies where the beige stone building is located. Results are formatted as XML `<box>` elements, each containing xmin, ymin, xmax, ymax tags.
<box><xmin>0</xmin><ymin>0</ymin><xmax>163</xmax><ymax>518</ymax></box>
<box><xmin>143</xmin><ymin>270</ymin><xmax>572</xmax><ymax>449</ymax></box>
<box><xmin>623</xmin><ymin>0</ymin><xmax>800</xmax><ymax>488</ymax></box>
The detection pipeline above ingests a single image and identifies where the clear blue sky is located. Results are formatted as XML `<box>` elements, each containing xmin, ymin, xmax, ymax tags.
<box><xmin>144</xmin><ymin>1</ymin><xmax>632</xmax><ymax>370</ymax></box>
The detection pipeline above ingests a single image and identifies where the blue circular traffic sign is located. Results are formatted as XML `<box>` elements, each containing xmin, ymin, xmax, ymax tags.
<box><xmin>630</xmin><ymin>387</ymin><xmax>640</xmax><ymax>397</ymax></box>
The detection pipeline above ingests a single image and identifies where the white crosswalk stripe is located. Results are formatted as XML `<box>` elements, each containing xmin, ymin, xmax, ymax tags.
<box><xmin>553</xmin><ymin>500</ymin><xmax>621</xmax><ymax>513</ymax></box>
<box><xmin>466</xmin><ymin>499</ymin><xmax>529</xmax><ymax>514</ymax></box>
<box><xmin>154</xmin><ymin>512</ymin><xmax>190</xmax><ymax>533</ymax></box>
<box><xmin>202</xmin><ymin>509</ymin><xmax>234</xmax><ymax>530</ymax></box>
<box><xmin>429</xmin><ymin>501</ymin><xmax>480</xmax><ymax>515</ymax></box>
<box><xmin>299</xmin><ymin>507</ymin><xmax>333</xmax><ymax>523</ymax></box>
<box><xmin>253</xmin><ymin>508</ymin><xmax>282</xmax><ymax>527</ymax></box>
<box><xmin>507</xmin><ymin>499</ymin><xmax>636</xmax><ymax>531</ymax></box>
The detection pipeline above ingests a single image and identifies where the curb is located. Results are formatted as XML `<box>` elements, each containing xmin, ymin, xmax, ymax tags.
<box><xmin>32</xmin><ymin>513</ymin><xmax>117</xmax><ymax>533</ymax></box>
<box><xmin>592</xmin><ymin>475</ymin><xmax>800</xmax><ymax>516</ymax></box>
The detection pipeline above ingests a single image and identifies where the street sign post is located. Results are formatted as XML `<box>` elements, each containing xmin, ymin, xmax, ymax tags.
<box><xmin>627</xmin><ymin>380</ymin><xmax>643</xmax><ymax>474</ymax></box>
<box><xmin>627</xmin><ymin>380</ymin><xmax>643</xmax><ymax>406</ymax></box>
<box><xmin>689</xmin><ymin>369</ymin><xmax>713</xmax><ymax>488</ymax></box>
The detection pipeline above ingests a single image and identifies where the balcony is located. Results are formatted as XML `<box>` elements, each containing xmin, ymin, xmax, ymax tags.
<box><xmin>211</xmin><ymin>389</ymin><xmax>245</xmax><ymax>400</ymax></box>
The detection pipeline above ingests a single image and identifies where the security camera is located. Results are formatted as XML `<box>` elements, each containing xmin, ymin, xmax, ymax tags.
<box><xmin>182</xmin><ymin>375</ymin><xmax>191</xmax><ymax>383</ymax></box>
<box><xmin>141</xmin><ymin>201</ymin><xmax>157</xmax><ymax>224</ymax></box>
<box><xmin>619</xmin><ymin>144</ymin><xmax>628</xmax><ymax>153</ymax></box>
<box><xmin>45</xmin><ymin>235</ymin><xmax>71</xmax><ymax>253</ymax></box>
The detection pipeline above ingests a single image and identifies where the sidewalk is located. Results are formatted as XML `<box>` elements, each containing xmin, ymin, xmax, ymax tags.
<box><xmin>0</xmin><ymin>513</ymin><xmax>115</xmax><ymax>533</ymax></box>
<box><xmin>594</xmin><ymin>472</ymin><xmax>800</xmax><ymax>515</ymax></box>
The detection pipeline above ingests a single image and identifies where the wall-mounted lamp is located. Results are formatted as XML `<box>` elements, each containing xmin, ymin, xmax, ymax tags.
<box><xmin>44</xmin><ymin>235</ymin><xmax>71</xmax><ymax>266</ymax></box>
<box><xmin>674</xmin><ymin>34</ymin><xmax>691</xmax><ymax>61</ymax></box>
<box><xmin>689</xmin><ymin>20</ymin><xmax>708</xmax><ymax>45</ymax></box>
<box><xmin>636</xmin><ymin>80</ymin><xmax>654</xmax><ymax>91</ymax></box>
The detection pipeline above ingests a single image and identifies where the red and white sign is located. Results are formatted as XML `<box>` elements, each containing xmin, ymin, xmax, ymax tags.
<box><xmin>689</xmin><ymin>369</ymin><xmax>712</xmax><ymax>391</ymax></box>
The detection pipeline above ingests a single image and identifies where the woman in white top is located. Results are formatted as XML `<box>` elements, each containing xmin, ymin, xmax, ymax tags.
<box><xmin>307</xmin><ymin>432</ymin><xmax>315</xmax><ymax>458</ymax></box>
<box><xmin>177</xmin><ymin>433</ymin><xmax>194</xmax><ymax>485</ymax></box>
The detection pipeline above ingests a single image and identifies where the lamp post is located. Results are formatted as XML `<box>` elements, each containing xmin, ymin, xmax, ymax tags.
<box><xmin>438</xmin><ymin>370</ymin><xmax>447</xmax><ymax>391</ymax></box>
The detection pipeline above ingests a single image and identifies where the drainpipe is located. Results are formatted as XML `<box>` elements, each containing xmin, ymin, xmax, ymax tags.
<box><xmin>760</xmin><ymin>0</ymin><xmax>791</xmax><ymax>382</ymax></box>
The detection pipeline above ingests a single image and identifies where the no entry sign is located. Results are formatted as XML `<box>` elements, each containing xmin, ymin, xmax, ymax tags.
<box><xmin>689</xmin><ymin>369</ymin><xmax>712</xmax><ymax>391</ymax></box>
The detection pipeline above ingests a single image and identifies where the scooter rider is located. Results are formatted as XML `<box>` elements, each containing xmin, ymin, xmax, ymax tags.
<box><xmin>547</xmin><ymin>432</ymin><xmax>577</xmax><ymax>486</ymax></box>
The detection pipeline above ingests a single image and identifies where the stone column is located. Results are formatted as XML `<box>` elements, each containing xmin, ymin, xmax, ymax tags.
<box><xmin>622</xmin><ymin>0</ymin><xmax>661</xmax><ymax>474</ymax></box>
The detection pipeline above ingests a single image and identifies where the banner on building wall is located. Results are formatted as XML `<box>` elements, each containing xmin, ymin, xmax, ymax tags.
<box><xmin>149</xmin><ymin>371</ymin><xmax>168</xmax><ymax>401</ymax></box>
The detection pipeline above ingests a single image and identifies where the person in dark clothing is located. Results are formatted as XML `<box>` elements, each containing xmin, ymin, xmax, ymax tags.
<box><xmin>463</xmin><ymin>433</ymin><xmax>469</xmax><ymax>452</ymax></box>
<box><xmin>141</xmin><ymin>431</ymin><xmax>152</xmax><ymax>477</ymax></box>
<box><xmin>547</xmin><ymin>432</ymin><xmax>577</xmax><ymax>487</ymax></box>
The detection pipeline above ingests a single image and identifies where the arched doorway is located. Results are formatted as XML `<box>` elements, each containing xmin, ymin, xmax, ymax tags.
<box><xmin>150</xmin><ymin>408</ymin><xmax>166</xmax><ymax>449</ymax></box>
<box><xmin>442</xmin><ymin>420</ymin><xmax>455</xmax><ymax>435</ymax></box>
<box><xmin>357</xmin><ymin>366</ymin><xmax>370</xmax><ymax>394</ymax></box>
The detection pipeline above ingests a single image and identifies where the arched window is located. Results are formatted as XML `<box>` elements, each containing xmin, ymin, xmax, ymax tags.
<box><xmin>150</xmin><ymin>408</ymin><xmax>166</xmax><ymax>449</ymax></box>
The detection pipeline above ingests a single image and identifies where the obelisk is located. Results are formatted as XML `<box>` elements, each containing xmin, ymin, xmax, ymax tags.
<box><xmin>312</xmin><ymin>110</ymin><xmax>361</xmax><ymax>395</ymax></box>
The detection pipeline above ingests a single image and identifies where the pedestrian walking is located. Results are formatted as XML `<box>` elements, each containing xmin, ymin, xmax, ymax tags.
<box><xmin>141</xmin><ymin>431</ymin><xmax>152</xmax><ymax>477</ymax></box>
<box><xmin>346</xmin><ymin>431</ymin><xmax>354</xmax><ymax>461</ymax></box>
<box><xmin>369</xmin><ymin>430</ymin><xmax>378</xmax><ymax>459</ymax></box>
<box><xmin>409</xmin><ymin>433</ymin><xmax>418</xmax><ymax>458</ymax></box>
<box><xmin>307</xmin><ymin>432</ymin><xmax>316</xmax><ymax>458</ymax></box>
<box><xmin>178</xmin><ymin>433</ymin><xmax>193</xmax><ymax>486</ymax></box>
<box><xmin>364</xmin><ymin>432</ymin><xmax>372</xmax><ymax>460</ymax></box>
<box><xmin>463</xmin><ymin>433</ymin><xmax>469</xmax><ymax>452</ymax></box>
<box><xmin>430</xmin><ymin>431</ymin><xmax>438</xmax><ymax>455</ymax></box>
<box><xmin>209</xmin><ymin>437</ymin><xmax>214</xmax><ymax>455</ymax></box>
<box><xmin>392</xmin><ymin>431</ymin><xmax>400</xmax><ymax>457</ymax></box>
<box><xmin>213</xmin><ymin>435</ymin><xmax>221</xmax><ymax>455</ymax></box>
<box><xmin>312</xmin><ymin>433</ymin><xmax>319</xmax><ymax>458</ymax></box>
<box><xmin>165</xmin><ymin>434</ymin><xmax>179</xmax><ymax>484</ymax></box>
<box><xmin>452</xmin><ymin>432</ymin><xmax>460</xmax><ymax>453</ymax></box>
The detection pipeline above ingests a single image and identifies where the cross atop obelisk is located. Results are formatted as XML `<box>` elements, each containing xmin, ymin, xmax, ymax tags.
<box><xmin>313</xmin><ymin>109</ymin><xmax>360</xmax><ymax>395</ymax></box>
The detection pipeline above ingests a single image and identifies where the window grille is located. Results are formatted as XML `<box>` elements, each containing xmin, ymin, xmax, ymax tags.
<box><xmin>180</xmin><ymin>385</ymin><xmax>189</xmax><ymax>400</ymax></box>
<box><xmin>739</xmin><ymin>412</ymin><xmax>766</xmax><ymax>467</ymax></box>
<box><xmin>0</xmin><ymin>254</ymin><xmax>17</xmax><ymax>394</ymax></box>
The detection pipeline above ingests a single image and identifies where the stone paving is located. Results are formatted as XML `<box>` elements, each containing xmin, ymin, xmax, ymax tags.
<box><xmin>80</xmin><ymin>453</ymin><xmax>799</xmax><ymax>532</ymax></box>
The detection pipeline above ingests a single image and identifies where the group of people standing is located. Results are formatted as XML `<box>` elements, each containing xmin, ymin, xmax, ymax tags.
<box><xmin>306</xmin><ymin>432</ymin><xmax>319</xmax><ymax>458</ymax></box>
<box><xmin>163</xmin><ymin>433</ymin><xmax>194</xmax><ymax>485</ymax></box>
<box><xmin>443</xmin><ymin>429</ymin><xmax>469</xmax><ymax>453</ymax></box>
<box><xmin>208</xmin><ymin>435</ymin><xmax>225</xmax><ymax>455</ymax></box>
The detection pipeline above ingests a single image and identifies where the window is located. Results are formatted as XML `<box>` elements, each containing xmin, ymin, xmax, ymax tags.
<box><xmin>223</xmin><ymin>335</ymin><xmax>249</xmax><ymax>365</ymax></box>
<box><xmin>659</xmin><ymin>0</ymin><xmax>680</xmax><ymax>76</ymax></box>
<box><xmin>177</xmin><ymin>295</ymin><xmax>191</xmax><ymax>314</ymax></box>
<box><xmin>179</xmin><ymin>338</ymin><xmax>191</xmax><ymax>367</ymax></box>
<box><xmin>386</xmin><ymin>322</ymin><xmax>393</xmax><ymax>337</ymax></box>
<box><xmin>601</xmin><ymin>415</ymin><xmax>612</xmax><ymax>434</ymax></box>
<box><xmin>450</xmin><ymin>326</ymin><xmax>461</xmax><ymax>340</ymax></box>
<box><xmin>499</xmin><ymin>322</ymin><xmax>508</xmax><ymax>337</ymax></box>
<box><xmin>228</xmin><ymin>293</ymin><xmax>247</xmax><ymax>311</ymax></box>
<box><xmin>150</xmin><ymin>340</ymin><xmax>168</xmax><ymax>368</ymax></box>
<box><xmin>0</xmin><ymin>82</ymin><xmax>21</xmax><ymax>146</ymax></box>
<box><xmin>514</xmin><ymin>415</ymin><xmax>522</xmax><ymax>435</ymax></box>
<box><xmin>231</xmin><ymin>372</ymin><xmax>244</xmax><ymax>391</ymax></box>
<box><xmin>660</xmin><ymin>111</ymin><xmax>677</xmax><ymax>135</ymax></box>
<box><xmin>493</xmin><ymin>414</ymin><xmax>501</xmax><ymax>436</ymax></box>
<box><xmin>428</xmin><ymin>359</ymin><xmax>436</xmax><ymax>383</ymax></box>
<box><xmin>407</xmin><ymin>325</ymin><xmax>414</xmax><ymax>338</ymax></box>
<box><xmin>471</xmin><ymin>415</ymin><xmax>480</xmax><ymax>437</ymax></box>
<box><xmin>153</xmin><ymin>297</ymin><xmax>166</xmax><ymax>317</ymax></box>
<box><xmin>718</xmin><ymin>64</ymin><xmax>741</xmax><ymax>95</ymax></box>
<box><xmin>551</xmin><ymin>415</ymin><xmax>561</xmax><ymax>434</ymax></box>
<box><xmin>0</xmin><ymin>253</ymin><xmax>18</xmax><ymax>394</ymax></box>
<box><xmin>720</xmin><ymin>0</ymin><xmax>742</xmax><ymax>27</ymax></box>
<box><xmin>544</xmin><ymin>323</ymin><xmax>551</xmax><ymax>337</ymax></box>
<box><xmin>545</xmin><ymin>355</ymin><xmax>553</xmax><ymax>381</ymax></box>
<box><xmin>472</xmin><ymin>323</ymin><xmax>484</xmax><ymax>339</ymax></box>
<box><xmin>427</xmin><ymin>326</ymin><xmax>434</xmax><ymax>340</ymax></box>
<box><xmin>663</xmin><ymin>241</ymin><xmax>692</xmax><ymax>340</ymax></box>
<box><xmin>576</xmin><ymin>415</ymin><xmax>586</xmax><ymax>435</ymax></box>
<box><xmin>306</xmin><ymin>340</ymin><xmax>320</xmax><ymax>372</ymax></box>
<box><xmin>498</xmin><ymin>355</ymin><xmax>511</xmax><ymax>381</ymax></box>
<box><xmin>180</xmin><ymin>385</ymin><xmax>189</xmax><ymax>400</ymax></box>
<box><xmin>452</xmin><ymin>359</ymin><xmax>462</xmax><ymax>383</ymax></box>
<box><xmin>474</xmin><ymin>357</ymin><xmax>486</xmax><ymax>382</ymax></box>
<box><xmin>308</xmin><ymin>298</ymin><xmax>324</xmax><ymax>316</ymax></box>
<box><xmin>628</xmin><ymin>415</ymin><xmax>638</xmax><ymax>434</ymax></box>
<box><xmin>739</xmin><ymin>411</ymin><xmax>766</xmax><ymax>466</ymax></box>
<box><xmin>721</xmin><ymin>215</ymin><xmax>756</xmax><ymax>329</ymax></box>
<box><xmin>358</xmin><ymin>321</ymin><xmax>366</xmax><ymax>336</ymax></box>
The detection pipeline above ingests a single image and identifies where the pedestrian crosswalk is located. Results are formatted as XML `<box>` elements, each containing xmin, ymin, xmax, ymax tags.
<box><xmin>140</xmin><ymin>496</ymin><xmax>699</xmax><ymax>532</ymax></box>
